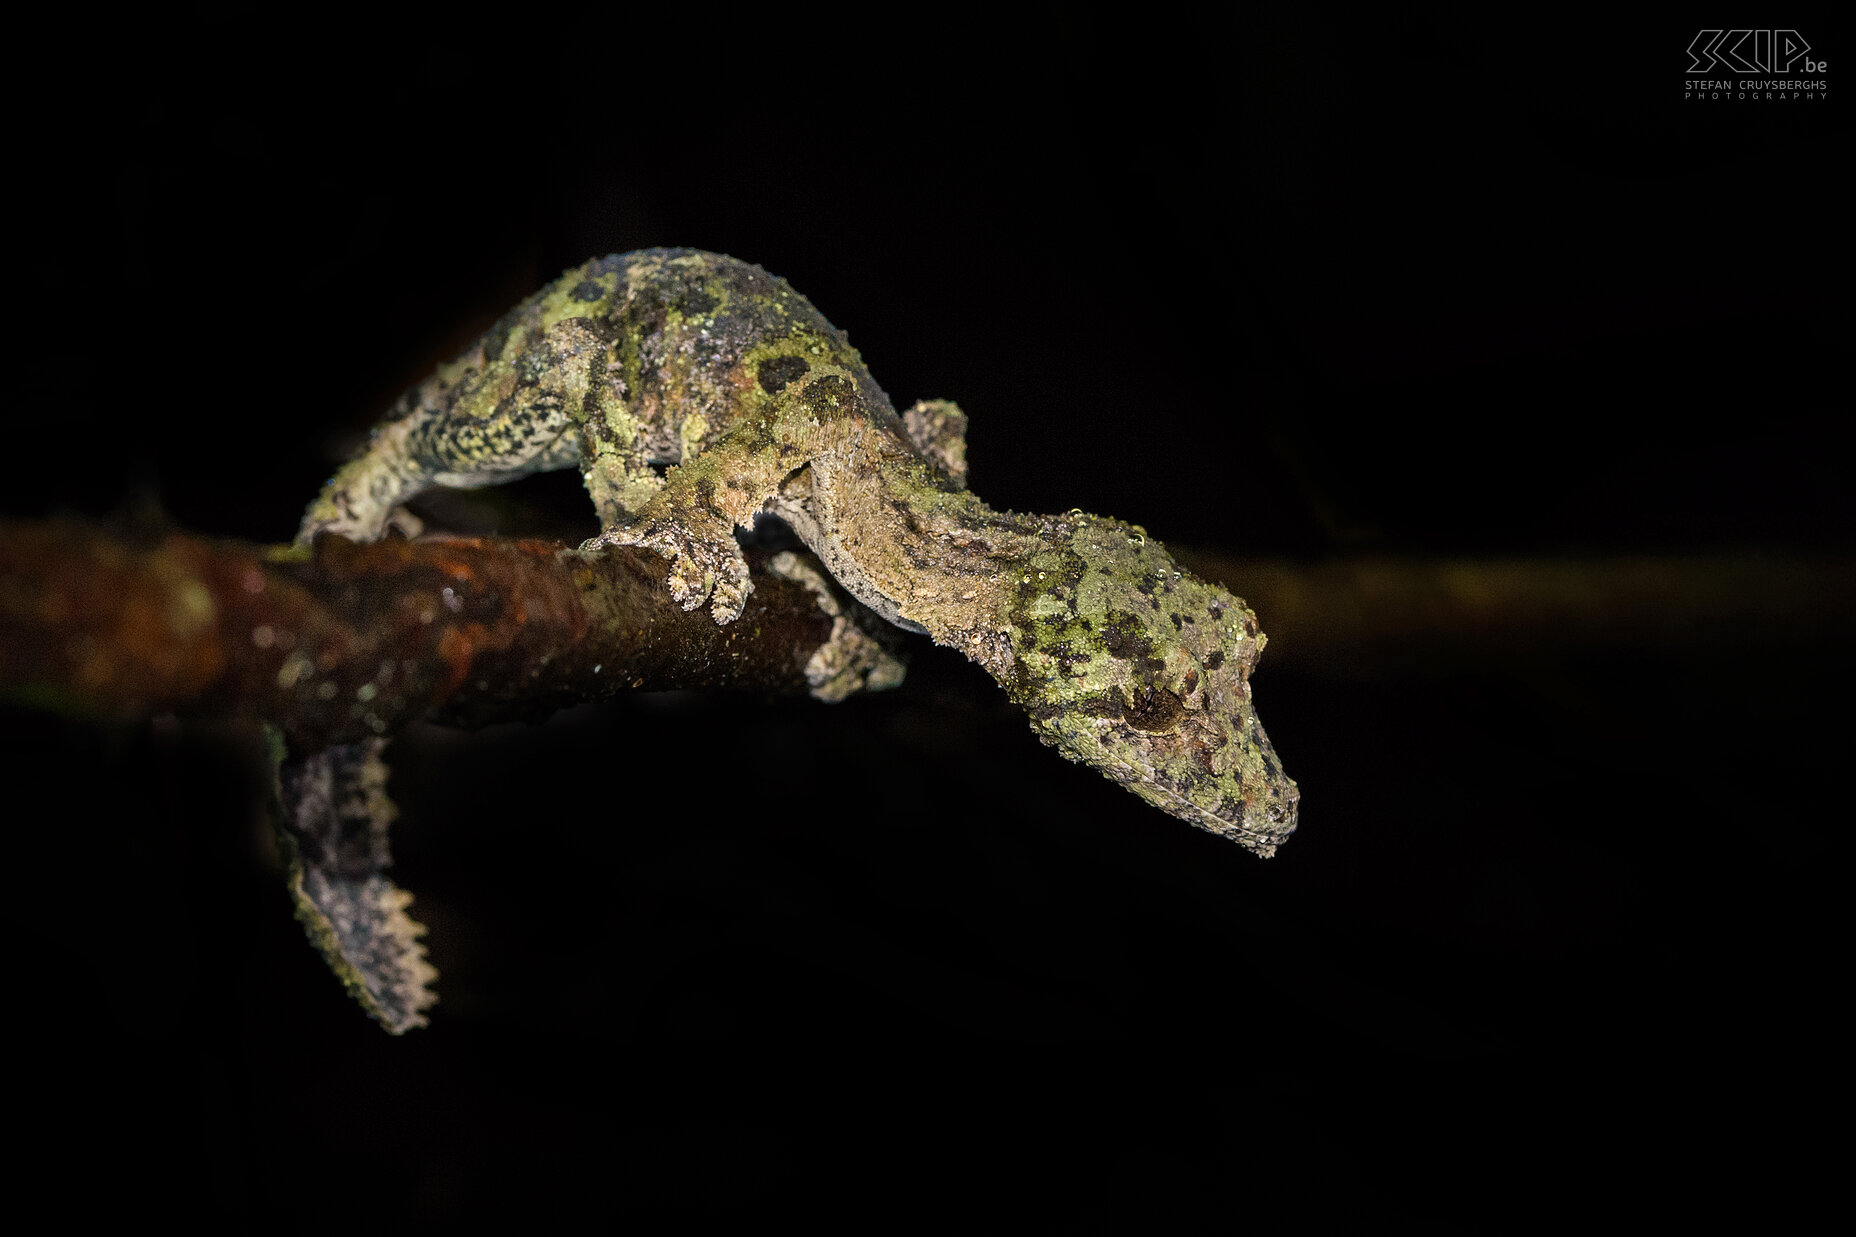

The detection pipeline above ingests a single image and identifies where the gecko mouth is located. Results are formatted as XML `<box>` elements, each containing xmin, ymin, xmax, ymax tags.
<box><xmin>1074</xmin><ymin>712</ymin><xmax>1300</xmax><ymax>856</ymax></box>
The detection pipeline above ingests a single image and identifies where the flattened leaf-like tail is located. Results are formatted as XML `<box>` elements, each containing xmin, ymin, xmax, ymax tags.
<box><xmin>264</xmin><ymin>727</ymin><xmax>438</xmax><ymax>1033</ymax></box>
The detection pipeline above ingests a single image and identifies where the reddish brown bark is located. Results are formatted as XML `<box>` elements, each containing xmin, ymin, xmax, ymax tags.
<box><xmin>0</xmin><ymin>520</ymin><xmax>896</xmax><ymax>750</ymax></box>
<box><xmin>7</xmin><ymin>518</ymin><xmax>1844</xmax><ymax>747</ymax></box>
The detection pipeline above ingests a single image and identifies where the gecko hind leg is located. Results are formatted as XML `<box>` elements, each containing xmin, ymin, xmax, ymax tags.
<box><xmin>579</xmin><ymin>442</ymin><xmax>753</xmax><ymax>621</ymax></box>
<box><xmin>300</xmin><ymin>415</ymin><xmax>580</xmax><ymax>545</ymax></box>
<box><xmin>584</xmin><ymin>506</ymin><xmax>755</xmax><ymax>623</ymax></box>
<box><xmin>300</xmin><ymin>319</ymin><xmax>591</xmax><ymax>546</ymax></box>
<box><xmin>581</xmin><ymin>432</ymin><xmax>794</xmax><ymax>625</ymax></box>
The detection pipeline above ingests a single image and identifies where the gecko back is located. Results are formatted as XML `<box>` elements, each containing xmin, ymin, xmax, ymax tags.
<box><xmin>298</xmin><ymin>249</ymin><xmax>896</xmax><ymax>546</ymax></box>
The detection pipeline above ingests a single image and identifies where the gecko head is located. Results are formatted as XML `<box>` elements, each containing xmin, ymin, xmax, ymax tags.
<box><xmin>1005</xmin><ymin>515</ymin><xmax>1299</xmax><ymax>855</ymax></box>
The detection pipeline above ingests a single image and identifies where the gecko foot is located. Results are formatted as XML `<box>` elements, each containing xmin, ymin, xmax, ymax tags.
<box><xmin>901</xmin><ymin>399</ymin><xmax>969</xmax><ymax>489</ymax></box>
<box><xmin>584</xmin><ymin>519</ymin><xmax>753</xmax><ymax>624</ymax></box>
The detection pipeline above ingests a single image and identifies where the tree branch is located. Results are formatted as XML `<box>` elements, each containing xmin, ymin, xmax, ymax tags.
<box><xmin>1178</xmin><ymin>549</ymin><xmax>1854</xmax><ymax>676</ymax></box>
<box><xmin>0</xmin><ymin>519</ymin><xmax>904</xmax><ymax>750</ymax></box>
<box><xmin>8</xmin><ymin>517</ymin><xmax>1843</xmax><ymax>748</ymax></box>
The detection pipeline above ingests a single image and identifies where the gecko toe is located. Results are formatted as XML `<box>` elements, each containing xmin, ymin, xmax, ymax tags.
<box><xmin>708</xmin><ymin>563</ymin><xmax>753</xmax><ymax>624</ymax></box>
<box><xmin>626</xmin><ymin>523</ymin><xmax>753</xmax><ymax>622</ymax></box>
<box><xmin>664</xmin><ymin>553</ymin><xmax>714</xmax><ymax>610</ymax></box>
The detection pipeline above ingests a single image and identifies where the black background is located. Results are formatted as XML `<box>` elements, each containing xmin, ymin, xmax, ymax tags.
<box><xmin>4</xmin><ymin>10</ymin><xmax>1846</xmax><ymax>1230</ymax></box>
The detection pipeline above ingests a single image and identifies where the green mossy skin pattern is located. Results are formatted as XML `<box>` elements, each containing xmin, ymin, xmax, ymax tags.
<box><xmin>1004</xmin><ymin>514</ymin><xmax>1295</xmax><ymax>853</ymax></box>
<box><xmin>301</xmin><ymin>249</ymin><xmax>1297</xmax><ymax>853</ymax></box>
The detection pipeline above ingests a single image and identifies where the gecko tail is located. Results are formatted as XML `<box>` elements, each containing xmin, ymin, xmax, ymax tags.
<box><xmin>265</xmin><ymin>728</ymin><xmax>438</xmax><ymax>1033</ymax></box>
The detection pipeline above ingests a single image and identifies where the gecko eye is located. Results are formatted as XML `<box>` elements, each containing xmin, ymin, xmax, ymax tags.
<box><xmin>1120</xmin><ymin>685</ymin><xmax>1186</xmax><ymax>733</ymax></box>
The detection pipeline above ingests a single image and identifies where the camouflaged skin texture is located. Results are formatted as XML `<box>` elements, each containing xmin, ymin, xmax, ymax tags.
<box><xmin>267</xmin><ymin>730</ymin><xmax>436</xmax><ymax>1033</ymax></box>
<box><xmin>303</xmin><ymin>249</ymin><xmax>1297</xmax><ymax>854</ymax></box>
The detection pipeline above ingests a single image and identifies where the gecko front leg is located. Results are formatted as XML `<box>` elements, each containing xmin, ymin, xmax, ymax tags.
<box><xmin>901</xmin><ymin>399</ymin><xmax>969</xmax><ymax>490</ymax></box>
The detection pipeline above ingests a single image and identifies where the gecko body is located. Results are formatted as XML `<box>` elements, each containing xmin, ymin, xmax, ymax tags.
<box><xmin>303</xmin><ymin>249</ymin><xmax>1297</xmax><ymax>853</ymax></box>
